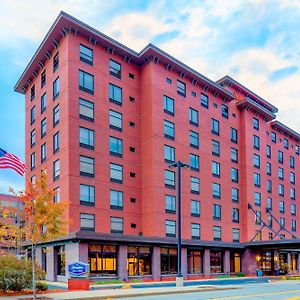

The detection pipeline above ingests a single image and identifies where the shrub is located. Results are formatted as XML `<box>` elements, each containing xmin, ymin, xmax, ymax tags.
<box><xmin>236</xmin><ymin>272</ymin><xmax>245</xmax><ymax>277</ymax></box>
<box><xmin>36</xmin><ymin>281</ymin><xmax>48</xmax><ymax>291</ymax></box>
<box><xmin>0</xmin><ymin>254</ymin><xmax>44</xmax><ymax>292</ymax></box>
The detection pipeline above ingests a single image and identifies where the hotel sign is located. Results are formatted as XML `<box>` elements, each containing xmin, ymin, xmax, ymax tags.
<box><xmin>68</xmin><ymin>262</ymin><xmax>89</xmax><ymax>278</ymax></box>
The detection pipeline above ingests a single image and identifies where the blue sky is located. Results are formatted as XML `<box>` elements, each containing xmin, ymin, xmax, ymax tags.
<box><xmin>1</xmin><ymin>0</ymin><xmax>300</xmax><ymax>192</ymax></box>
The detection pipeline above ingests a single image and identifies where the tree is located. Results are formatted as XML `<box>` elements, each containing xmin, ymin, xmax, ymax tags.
<box><xmin>10</xmin><ymin>171</ymin><xmax>67</xmax><ymax>299</ymax></box>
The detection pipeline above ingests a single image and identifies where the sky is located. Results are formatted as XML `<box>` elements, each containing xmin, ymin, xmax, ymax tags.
<box><xmin>1</xmin><ymin>0</ymin><xmax>300</xmax><ymax>192</ymax></box>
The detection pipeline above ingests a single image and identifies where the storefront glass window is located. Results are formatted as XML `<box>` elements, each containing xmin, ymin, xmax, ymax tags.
<box><xmin>161</xmin><ymin>248</ymin><xmax>177</xmax><ymax>274</ymax></box>
<box><xmin>291</xmin><ymin>253</ymin><xmax>298</xmax><ymax>271</ymax></box>
<box><xmin>56</xmin><ymin>245</ymin><xmax>65</xmax><ymax>276</ymax></box>
<box><xmin>187</xmin><ymin>249</ymin><xmax>203</xmax><ymax>273</ymax></box>
<box><xmin>210</xmin><ymin>250</ymin><xmax>223</xmax><ymax>273</ymax></box>
<box><xmin>127</xmin><ymin>246</ymin><xmax>151</xmax><ymax>276</ymax></box>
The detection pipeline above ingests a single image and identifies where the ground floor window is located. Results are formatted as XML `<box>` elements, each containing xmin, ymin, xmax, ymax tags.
<box><xmin>88</xmin><ymin>244</ymin><xmax>117</xmax><ymax>276</ymax></box>
<box><xmin>291</xmin><ymin>253</ymin><xmax>298</xmax><ymax>271</ymax></box>
<box><xmin>127</xmin><ymin>246</ymin><xmax>151</xmax><ymax>276</ymax></box>
<box><xmin>41</xmin><ymin>247</ymin><xmax>47</xmax><ymax>272</ymax></box>
<box><xmin>187</xmin><ymin>249</ymin><xmax>203</xmax><ymax>274</ymax></box>
<box><xmin>260</xmin><ymin>251</ymin><xmax>272</xmax><ymax>273</ymax></box>
<box><xmin>55</xmin><ymin>245</ymin><xmax>65</xmax><ymax>276</ymax></box>
<box><xmin>161</xmin><ymin>248</ymin><xmax>177</xmax><ymax>274</ymax></box>
<box><xmin>230</xmin><ymin>252</ymin><xmax>241</xmax><ymax>273</ymax></box>
<box><xmin>210</xmin><ymin>250</ymin><xmax>223</xmax><ymax>273</ymax></box>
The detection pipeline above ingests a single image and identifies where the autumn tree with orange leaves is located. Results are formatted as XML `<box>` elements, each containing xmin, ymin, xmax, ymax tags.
<box><xmin>10</xmin><ymin>171</ymin><xmax>67</xmax><ymax>299</ymax></box>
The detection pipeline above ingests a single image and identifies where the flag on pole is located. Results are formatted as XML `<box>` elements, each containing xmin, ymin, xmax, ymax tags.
<box><xmin>0</xmin><ymin>148</ymin><xmax>26</xmax><ymax>176</ymax></box>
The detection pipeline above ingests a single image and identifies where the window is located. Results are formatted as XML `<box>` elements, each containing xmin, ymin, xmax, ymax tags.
<box><xmin>41</xmin><ymin>93</ymin><xmax>46</xmax><ymax>113</ymax></box>
<box><xmin>53</xmin><ymin>53</ymin><xmax>59</xmax><ymax>72</ymax></box>
<box><xmin>30</xmin><ymin>129</ymin><xmax>36</xmax><ymax>147</ymax></box>
<box><xmin>30</xmin><ymin>106</ymin><xmax>36</xmax><ymax>125</ymax></box>
<box><xmin>278</xmin><ymin>167</ymin><xmax>284</xmax><ymax>180</ymax></box>
<box><xmin>78</xmin><ymin>184</ymin><xmax>95</xmax><ymax>207</ymax></box>
<box><xmin>284</xmin><ymin>138</ymin><xmax>289</xmax><ymax>149</ymax></box>
<box><xmin>53</xmin><ymin>187</ymin><xmax>60</xmax><ymax>203</ymax></box>
<box><xmin>109</xmin><ymin>59</ymin><xmax>121</xmax><ymax>78</ymax></box>
<box><xmin>187</xmin><ymin>249</ymin><xmax>202</xmax><ymax>273</ymax></box>
<box><xmin>109</xmin><ymin>83</ymin><xmax>122</xmax><ymax>105</ymax></box>
<box><xmin>191</xmin><ymin>223</ymin><xmax>200</xmax><ymax>239</ymax></box>
<box><xmin>110</xmin><ymin>190</ymin><xmax>123</xmax><ymax>209</ymax></box>
<box><xmin>232</xmin><ymin>208</ymin><xmax>239</xmax><ymax>223</ymax></box>
<box><xmin>191</xmin><ymin>91</ymin><xmax>196</xmax><ymax>97</ymax></box>
<box><xmin>177</xmin><ymin>80</ymin><xmax>186</xmax><ymax>96</ymax></box>
<box><xmin>30</xmin><ymin>85</ymin><xmax>35</xmax><ymax>100</ymax></box>
<box><xmin>212</xmin><ymin>183</ymin><xmax>221</xmax><ymax>199</ymax></box>
<box><xmin>165</xmin><ymin>220</ymin><xmax>176</xmax><ymax>237</ymax></box>
<box><xmin>165</xmin><ymin>170</ymin><xmax>175</xmax><ymax>188</ymax></box>
<box><xmin>79</xmin><ymin>70</ymin><xmax>94</xmax><ymax>94</ymax></box>
<box><xmin>191</xmin><ymin>200</ymin><xmax>200</xmax><ymax>217</ymax></box>
<box><xmin>213</xmin><ymin>204</ymin><xmax>221</xmax><ymax>220</ymax></box>
<box><xmin>212</xmin><ymin>161</ymin><xmax>220</xmax><ymax>177</ymax></box>
<box><xmin>291</xmin><ymin>188</ymin><xmax>296</xmax><ymax>200</ymax></box>
<box><xmin>190</xmin><ymin>154</ymin><xmax>199</xmax><ymax>171</ymax></box>
<box><xmin>212</xmin><ymin>140</ymin><xmax>220</xmax><ymax>156</ymax></box>
<box><xmin>231</xmin><ymin>148</ymin><xmax>238</xmax><ymax>163</ymax></box>
<box><xmin>211</xmin><ymin>118</ymin><xmax>219</xmax><ymax>135</ymax></box>
<box><xmin>190</xmin><ymin>131</ymin><xmax>199</xmax><ymax>148</ymax></box>
<box><xmin>296</xmin><ymin>145</ymin><xmax>299</xmax><ymax>155</ymax></box>
<box><xmin>267</xmin><ymin>197</ymin><xmax>272</xmax><ymax>210</ymax></box>
<box><xmin>290</xmin><ymin>156</ymin><xmax>295</xmax><ymax>169</ymax></box>
<box><xmin>80</xmin><ymin>44</ymin><xmax>93</xmax><ymax>65</ymax></box>
<box><xmin>278</xmin><ymin>150</ymin><xmax>283</xmax><ymax>164</ymax></box>
<box><xmin>79</xmin><ymin>98</ymin><xmax>94</xmax><ymax>121</ymax></box>
<box><xmin>109</xmin><ymin>110</ymin><xmax>122</xmax><ymax>131</ymax></box>
<box><xmin>189</xmin><ymin>108</ymin><xmax>199</xmax><ymax>126</ymax></box>
<box><xmin>271</xmin><ymin>132</ymin><xmax>276</xmax><ymax>143</ymax></box>
<box><xmin>164</xmin><ymin>145</ymin><xmax>175</xmax><ymax>163</ymax></box>
<box><xmin>254</xmin><ymin>173</ymin><xmax>261</xmax><ymax>187</ymax></box>
<box><xmin>79</xmin><ymin>127</ymin><xmax>94</xmax><ymax>149</ymax></box>
<box><xmin>221</xmin><ymin>104</ymin><xmax>228</xmax><ymax>118</ymax></box>
<box><xmin>231</xmin><ymin>168</ymin><xmax>238</xmax><ymax>183</ymax></box>
<box><xmin>41</xmin><ymin>70</ymin><xmax>46</xmax><ymax>88</ymax></box>
<box><xmin>279</xmin><ymin>217</ymin><xmax>285</xmax><ymax>228</ymax></box>
<box><xmin>279</xmin><ymin>201</ymin><xmax>285</xmax><ymax>213</ymax></box>
<box><xmin>267</xmin><ymin>180</ymin><xmax>272</xmax><ymax>193</ymax></box>
<box><xmin>231</xmin><ymin>128</ymin><xmax>238</xmax><ymax>143</ymax></box>
<box><xmin>53</xmin><ymin>104</ymin><xmax>59</xmax><ymax>126</ymax></box>
<box><xmin>233</xmin><ymin>228</ymin><xmax>240</xmax><ymax>242</ymax></box>
<box><xmin>110</xmin><ymin>163</ymin><xmax>123</xmax><ymax>183</ymax></box>
<box><xmin>190</xmin><ymin>177</ymin><xmax>200</xmax><ymax>194</ymax></box>
<box><xmin>109</xmin><ymin>136</ymin><xmax>123</xmax><ymax>156</ymax></box>
<box><xmin>253</xmin><ymin>154</ymin><xmax>260</xmax><ymax>168</ymax></box>
<box><xmin>41</xmin><ymin>143</ymin><xmax>47</xmax><ymax>163</ymax></box>
<box><xmin>164</xmin><ymin>120</ymin><xmax>175</xmax><ymax>139</ymax></box>
<box><xmin>165</xmin><ymin>195</ymin><xmax>176</xmax><ymax>213</ymax></box>
<box><xmin>56</xmin><ymin>245</ymin><xmax>65</xmax><ymax>275</ymax></box>
<box><xmin>266</xmin><ymin>145</ymin><xmax>271</xmax><ymax>158</ymax></box>
<box><xmin>255</xmin><ymin>211</ymin><xmax>261</xmax><ymax>225</ymax></box>
<box><xmin>41</xmin><ymin>118</ymin><xmax>47</xmax><ymax>137</ymax></box>
<box><xmin>254</xmin><ymin>192</ymin><xmax>261</xmax><ymax>206</ymax></box>
<box><xmin>213</xmin><ymin>226</ymin><xmax>221</xmax><ymax>241</ymax></box>
<box><xmin>53</xmin><ymin>132</ymin><xmax>59</xmax><ymax>153</ymax></box>
<box><xmin>166</xmin><ymin>78</ymin><xmax>172</xmax><ymax>84</ymax></box>
<box><xmin>127</xmin><ymin>246</ymin><xmax>151</xmax><ymax>276</ymax></box>
<box><xmin>30</xmin><ymin>152</ymin><xmax>36</xmax><ymax>170</ymax></box>
<box><xmin>253</xmin><ymin>135</ymin><xmax>260</xmax><ymax>150</ymax></box>
<box><xmin>161</xmin><ymin>248</ymin><xmax>177</xmax><ymax>274</ymax></box>
<box><xmin>292</xmin><ymin>220</ymin><xmax>297</xmax><ymax>232</ymax></box>
<box><xmin>164</xmin><ymin>95</ymin><xmax>174</xmax><ymax>115</ymax></box>
<box><xmin>253</xmin><ymin>117</ymin><xmax>259</xmax><ymax>130</ymax></box>
<box><xmin>111</xmin><ymin>217</ymin><xmax>123</xmax><ymax>233</ymax></box>
<box><xmin>266</xmin><ymin>162</ymin><xmax>271</xmax><ymax>175</ymax></box>
<box><xmin>290</xmin><ymin>172</ymin><xmax>295</xmax><ymax>184</ymax></box>
<box><xmin>80</xmin><ymin>156</ymin><xmax>94</xmax><ymax>177</ymax></box>
<box><xmin>278</xmin><ymin>184</ymin><xmax>284</xmax><ymax>196</ymax></box>
<box><xmin>53</xmin><ymin>77</ymin><xmax>60</xmax><ymax>99</ymax></box>
<box><xmin>80</xmin><ymin>213</ymin><xmax>95</xmax><ymax>231</ymax></box>
<box><xmin>53</xmin><ymin>159</ymin><xmax>60</xmax><ymax>180</ymax></box>
<box><xmin>232</xmin><ymin>188</ymin><xmax>239</xmax><ymax>202</ymax></box>
<box><xmin>200</xmin><ymin>93</ymin><xmax>208</xmax><ymax>108</ymax></box>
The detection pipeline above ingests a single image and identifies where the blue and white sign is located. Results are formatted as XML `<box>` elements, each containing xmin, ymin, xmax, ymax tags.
<box><xmin>68</xmin><ymin>262</ymin><xmax>89</xmax><ymax>278</ymax></box>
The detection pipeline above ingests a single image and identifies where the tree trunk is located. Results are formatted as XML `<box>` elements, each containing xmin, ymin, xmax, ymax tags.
<box><xmin>32</xmin><ymin>243</ymin><xmax>36</xmax><ymax>300</ymax></box>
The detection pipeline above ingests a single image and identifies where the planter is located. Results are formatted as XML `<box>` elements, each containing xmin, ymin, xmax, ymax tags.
<box><xmin>68</xmin><ymin>278</ymin><xmax>90</xmax><ymax>291</ymax></box>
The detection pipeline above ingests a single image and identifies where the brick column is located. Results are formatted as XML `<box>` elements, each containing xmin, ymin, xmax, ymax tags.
<box><xmin>118</xmin><ymin>244</ymin><xmax>128</xmax><ymax>281</ymax></box>
<box><xmin>242</xmin><ymin>249</ymin><xmax>257</xmax><ymax>276</ymax></box>
<box><xmin>224</xmin><ymin>250</ymin><xmax>230</xmax><ymax>274</ymax></box>
<box><xmin>35</xmin><ymin>247</ymin><xmax>42</xmax><ymax>268</ymax></box>
<box><xmin>203</xmin><ymin>249</ymin><xmax>210</xmax><ymax>277</ymax></box>
<box><xmin>181</xmin><ymin>248</ymin><xmax>188</xmax><ymax>278</ymax></box>
<box><xmin>46</xmin><ymin>246</ymin><xmax>55</xmax><ymax>281</ymax></box>
<box><xmin>152</xmin><ymin>246</ymin><xmax>161</xmax><ymax>280</ymax></box>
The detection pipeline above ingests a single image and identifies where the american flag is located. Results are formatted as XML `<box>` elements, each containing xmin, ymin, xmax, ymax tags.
<box><xmin>0</xmin><ymin>148</ymin><xmax>26</xmax><ymax>176</ymax></box>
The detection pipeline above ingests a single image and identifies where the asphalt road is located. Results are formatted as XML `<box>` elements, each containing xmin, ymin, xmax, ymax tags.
<box><xmin>119</xmin><ymin>281</ymin><xmax>300</xmax><ymax>300</ymax></box>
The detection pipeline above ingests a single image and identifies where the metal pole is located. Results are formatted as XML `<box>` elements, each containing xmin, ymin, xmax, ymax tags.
<box><xmin>177</xmin><ymin>162</ymin><xmax>182</xmax><ymax>278</ymax></box>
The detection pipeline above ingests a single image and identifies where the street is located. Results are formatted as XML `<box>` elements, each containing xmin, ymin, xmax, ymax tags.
<box><xmin>119</xmin><ymin>281</ymin><xmax>300</xmax><ymax>300</ymax></box>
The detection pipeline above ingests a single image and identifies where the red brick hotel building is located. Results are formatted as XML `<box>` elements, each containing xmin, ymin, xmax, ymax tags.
<box><xmin>15</xmin><ymin>12</ymin><xmax>300</xmax><ymax>281</ymax></box>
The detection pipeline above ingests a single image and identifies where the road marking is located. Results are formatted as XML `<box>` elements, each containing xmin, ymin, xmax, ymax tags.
<box><xmin>211</xmin><ymin>289</ymin><xmax>300</xmax><ymax>299</ymax></box>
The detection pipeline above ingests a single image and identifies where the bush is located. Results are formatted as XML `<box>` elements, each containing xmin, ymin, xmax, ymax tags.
<box><xmin>236</xmin><ymin>272</ymin><xmax>245</xmax><ymax>277</ymax></box>
<box><xmin>0</xmin><ymin>254</ymin><xmax>44</xmax><ymax>292</ymax></box>
<box><xmin>36</xmin><ymin>281</ymin><xmax>48</xmax><ymax>291</ymax></box>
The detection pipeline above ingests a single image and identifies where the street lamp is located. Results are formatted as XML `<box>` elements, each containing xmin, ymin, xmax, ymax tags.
<box><xmin>169</xmin><ymin>161</ymin><xmax>189</xmax><ymax>287</ymax></box>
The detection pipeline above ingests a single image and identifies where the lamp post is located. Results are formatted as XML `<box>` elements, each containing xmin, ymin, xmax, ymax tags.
<box><xmin>169</xmin><ymin>161</ymin><xmax>189</xmax><ymax>287</ymax></box>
